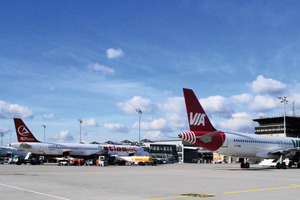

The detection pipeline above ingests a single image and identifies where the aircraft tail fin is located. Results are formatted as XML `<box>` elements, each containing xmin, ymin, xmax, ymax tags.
<box><xmin>183</xmin><ymin>88</ymin><xmax>216</xmax><ymax>132</ymax></box>
<box><xmin>14</xmin><ymin>118</ymin><xmax>40</xmax><ymax>143</ymax></box>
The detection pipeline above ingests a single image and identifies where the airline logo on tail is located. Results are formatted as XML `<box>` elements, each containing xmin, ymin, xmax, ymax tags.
<box><xmin>179</xmin><ymin>88</ymin><xmax>225</xmax><ymax>151</ymax></box>
<box><xmin>14</xmin><ymin>118</ymin><xmax>40</xmax><ymax>143</ymax></box>
<box><xmin>18</xmin><ymin>125</ymin><xmax>30</xmax><ymax>137</ymax></box>
<box><xmin>190</xmin><ymin>112</ymin><xmax>206</xmax><ymax>126</ymax></box>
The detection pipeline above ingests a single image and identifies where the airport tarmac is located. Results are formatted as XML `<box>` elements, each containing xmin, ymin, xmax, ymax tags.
<box><xmin>0</xmin><ymin>163</ymin><xmax>300</xmax><ymax>200</ymax></box>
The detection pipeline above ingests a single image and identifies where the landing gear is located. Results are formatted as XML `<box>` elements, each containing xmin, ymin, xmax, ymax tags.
<box><xmin>276</xmin><ymin>155</ymin><xmax>287</xmax><ymax>169</ymax></box>
<box><xmin>288</xmin><ymin>161</ymin><xmax>293</xmax><ymax>168</ymax></box>
<box><xmin>276</xmin><ymin>162</ymin><xmax>287</xmax><ymax>169</ymax></box>
<box><xmin>240</xmin><ymin>162</ymin><xmax>250</xmax><ymax>169</ymax></box>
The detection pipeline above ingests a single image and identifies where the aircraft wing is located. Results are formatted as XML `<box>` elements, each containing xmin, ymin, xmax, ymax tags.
<box><xmin>268</xmin><ymin>147</ymin><xmax>300</xmax><ymax>156</ymax></box>
<box><xmin>256</xmin><ymin>147</ymin><xmax>300</xmax><ymax>158</ymax></box>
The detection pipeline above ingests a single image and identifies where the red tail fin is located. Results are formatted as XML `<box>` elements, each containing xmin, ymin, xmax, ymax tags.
<box><xmin>183</xmin><ymin>88</ymin><xmax>216</xmax><ymax>132</ymax></box>
<box><xmin>14</xmin><ymin>118</ymin><xmax>40</xmax><ymax>143</ymax></box>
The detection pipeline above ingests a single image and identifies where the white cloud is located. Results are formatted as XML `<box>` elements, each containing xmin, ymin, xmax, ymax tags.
<box><xmin>43</xmin><ymin>113</ymin><xmax>55</xmax><ymax>120</ymax></box>
<box><xmin>0</xmin><ymin>101</ymin><xmax>33</xmax><ymax>119</ymax></box>
<box><xmin>162</xmin><ymin>97</ymin><xmax>185</xmax><ymax>113</ymax></box>
<box><xmin>104</xmin><ymin>123</ymin><xmax>129</xmax><ymax>133</ymax></box>
<box><xmin>200</xmin><ymin>96</ymin><xmax>234</xmax><ymax>118</ymax></box>
<box><xmin>133</xmin><ymin>118</ymin><xmax>172</xmax><ymax>132</ymax></box>
<box><xmin>165</xmin><ymin>113</ymin><xmax>186</xmax><ymax>128</ymax></box>
<box><xmin>218</xmin><ymin>112</ymin><xmax>254</xmax><ymax>132</ymax></box>
<box><xmin>251</xmin><ymin>75</ymin><xmax>287</xmax><ymax>95</ymax></box>
<box><xmin>87</xmin><ymin>63</ymin><xmax>115</xmax><ymax>75</ymax></box>
<box><xmin>291</xmin><ymin>93</ymin><xmax>300</xmax><ymax>110</ymax></box>
<box><xmin>82</xmin><ymin>118</ymin><xmax>98</xmax><ymax>127</ymax></box>
<box><xmin>230</xmin><ymin>93</ymin><xmax>253</xmax><ymax>104</ymax></box>
<box><xmin>144</xmin><ymin>131</ymin><xmax>167</xmax><ymax>140</ymax></box>
<box><xmin>106</xmin><ymin>48</ymin><xmax>124</xmax><ymax>59</ymax></box>
<box><xmin>117</xmin><ymin>96</ymin><xmax>158</xmax><ymax>114</ymax></box>
<box><xmin>52</xmin><ymin>131</ymin><xmax>74</xmax><ymax>142</ymax></box>
<box><xmin>249</xmin><ymin>95</ymin><xmax>278</xmax><ymax>112</ymax></box>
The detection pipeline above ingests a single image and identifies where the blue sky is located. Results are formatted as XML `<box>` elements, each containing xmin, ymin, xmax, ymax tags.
<box><xmin>1</xmin><ymin>1</ymin><xmax>300</xmax><ymax>145</ymax></box>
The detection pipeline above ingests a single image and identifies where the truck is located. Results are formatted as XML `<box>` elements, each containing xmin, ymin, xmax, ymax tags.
<box><xmin>97</xmin><ymin>156</ymin><xmax>108</xmax><ymax>166</ymax></box>
<box><xmin>120</xmin><ymin>156</ymin><xmax>155</xmax><ymax>166</ymax></box>
<box><xmin>20</xmin><ymin>153</ymin><xmax>42</xmax><ymax>165</ymax></box>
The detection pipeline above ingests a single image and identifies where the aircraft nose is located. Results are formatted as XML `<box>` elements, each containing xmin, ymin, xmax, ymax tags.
<box><xmin>178</xmin><ymin>133</ymin><xmax>182</xmax><ymax>138</ymax></box>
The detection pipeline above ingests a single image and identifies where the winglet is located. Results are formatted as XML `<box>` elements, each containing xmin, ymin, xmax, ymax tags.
<box><xmin>14</xmin><ymin>118</ymin><xmax>40</xmax><ymax>143</ymax></box>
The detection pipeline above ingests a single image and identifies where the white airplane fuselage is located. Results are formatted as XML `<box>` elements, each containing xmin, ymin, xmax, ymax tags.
<box><xmin>11</xmin><ymin>142</ymin><xmax>148</xmax><ymax>158</ymax></box>
<box><xmin>12</xmin><ymin>118</ymin><xmax>149</xmax><ymax>159</ymax></box>
<box><xmin>0</xmin><ymin>146</ymin><xmax>27</xmax><ymax>157</ymax></box>
<box><xmin>216</xmin><ymin>132</ymin><xmax>298</xmax><ymax>159</ymax></box>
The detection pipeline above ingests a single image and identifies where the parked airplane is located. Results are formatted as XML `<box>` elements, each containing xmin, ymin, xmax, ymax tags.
<box><xmin>0</xmin><ymin>146</ymin><xmax>27</xmax><ymax>157</ymax></box>
<box><xmin>178</xmin><ymin>88</ymin><xmax>300</xmax><ymax>169</ymax></box>
<box><xmin>11</xmin><ymin>118</ymin><xmax>149</xmax><ymax>163</ymax></box>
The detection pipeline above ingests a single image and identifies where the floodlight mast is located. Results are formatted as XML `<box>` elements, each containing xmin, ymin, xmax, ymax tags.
<box><xmin>78</xmin><ymin>119</ymin><xmax>83</xmax><ymax>143</ymax></box>
<box><xmin>42</xmin><ymin>125</ymin><xmax>46</xmax><ymax>142</ymax></box>
<box><xmin>279</xmin><ymin>97</ymin><xmax>288</xmax><ymax>137</ymax></box>
<box><xmin>135</xmin><ymin>108</ymin><xmax>143</xmax><ymax>145</ymax></box>
<box><xmin>0</xmin><ymin>132</ymin><xmax>3</xmax><ymax>146</ymax></box>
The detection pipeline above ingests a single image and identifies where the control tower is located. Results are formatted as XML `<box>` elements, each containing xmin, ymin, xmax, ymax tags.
<box><xmin>253</xmin><ymin>115</ymin><xmax>300</xmax><ymax>138</ymax></box>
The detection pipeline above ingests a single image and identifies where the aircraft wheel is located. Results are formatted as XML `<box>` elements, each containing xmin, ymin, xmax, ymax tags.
<box><xmin>297</xmin><ymin>162</ymin><xmax>300</xmax><ymax>168</ymax></box>
<box><xmin>241</xmin><ymin>162</ymin><xmax>250</xmax><ymax>169</ymax></box>
<box><xmin>276</xmin><ymin>163</ymin><xmax>281</xmax><ymax>169</ymax></box>
<box><xmin>282</xmin><ymin>162</ymin><xmax>287</xmax><ymax>169</ymax></box>
<box><xmin>240</xmin><ymin>162</ymin><xmax>249</xmax><ymax>168</ymax></box>
<box><xmin>240</xmin><ymin>162</ymin><xmax>244</xmax><ymax>168</ymax></box>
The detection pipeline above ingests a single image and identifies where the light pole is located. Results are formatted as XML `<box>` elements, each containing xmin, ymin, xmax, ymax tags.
<box><xmin>0</xmin><ymin>132</ymin><xmax>3</xmax><ymax>146</ymax></box>
<box><xmin>42</xmin><ymin>125</ymin><xmax>46</xmax><ymax>142</ymax></box>
<box><xmin>135</xmin><ymin>108</ymin><xmax>142</xmax><ymax>145</ymax></box>
<box><xmin>78</xmin><ymin>119</ymin><xmax>82</xmax><ymax>143</ymax></box>
<box><xmin>279</xmin><ymin>97</ymin><xmax>288</xmax><ymax>137</ymax></box>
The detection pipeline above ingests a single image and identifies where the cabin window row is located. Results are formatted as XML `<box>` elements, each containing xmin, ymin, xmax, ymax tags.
<box><xmin>48</xmin><ymin>147</ymin><xmax>98</xmax><ymax>150</ymax></box>
<box><xmin>233</xmin><ymin>139</ymin><xmax>290</xmax><ymax>145</ymax></box>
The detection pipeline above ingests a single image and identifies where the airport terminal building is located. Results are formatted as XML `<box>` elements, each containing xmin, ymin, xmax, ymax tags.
<box><xmin>142</xmin><ymin>140</ymin><xmax>213</xmax><ymax>163</ymax></box>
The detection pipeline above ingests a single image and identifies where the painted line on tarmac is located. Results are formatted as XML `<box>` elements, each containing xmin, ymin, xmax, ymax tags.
<box><xmin>0</xmin><ymin>182</ymin><xmax>70</xmax><ymax>200</ymax></box>
<box><xmin>146</xmin><ymin>184</ymin><xmax>300</xmax><ymax>199</ymax></box>
<box><xmin>145</xmin><ymin>196</ymin><xmax>190</xmax><ymax>200</ymax></box>
<box><xmin>208</xmin><ymin>184</ymin><xmax>300</xmax><ymax>196</ymax></box>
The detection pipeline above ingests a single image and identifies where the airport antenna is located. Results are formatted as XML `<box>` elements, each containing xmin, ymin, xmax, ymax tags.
<box><xmin>292</xmin><ymin>99</ymin><xmax>295</xmax><ymax>117</ymax></box>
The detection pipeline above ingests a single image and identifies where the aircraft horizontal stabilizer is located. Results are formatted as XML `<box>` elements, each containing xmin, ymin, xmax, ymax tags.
<box><xmin>197</xmin><ymin>131</ymin><xmax>220</xmax><ymax>143</ymax></box>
